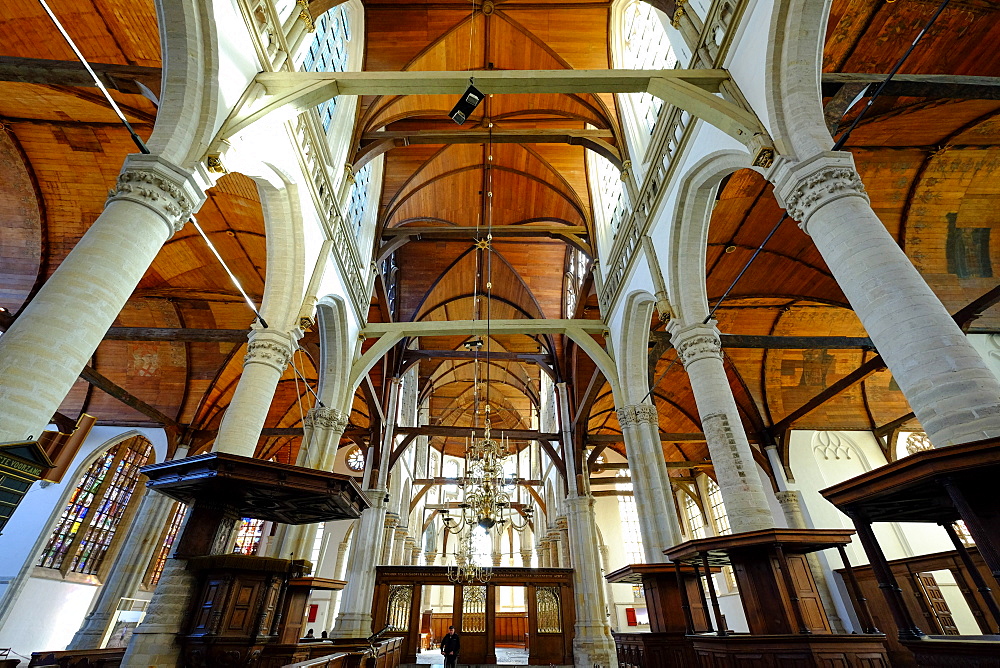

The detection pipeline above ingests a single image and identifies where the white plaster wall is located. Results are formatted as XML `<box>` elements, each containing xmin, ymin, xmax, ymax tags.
<box><xmin>789</xmin><ymin>430</ymin><xmax>956</xmax><ymax>566</ymax></box>
<box><xmin>0</xmin><ymin>577</ymin><xmax>98</xmax><ymax>663</ymax></box>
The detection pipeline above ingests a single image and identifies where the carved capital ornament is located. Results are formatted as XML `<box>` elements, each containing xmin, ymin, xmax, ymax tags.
<box><xmin>617</xmin><ymin>404</ymin><xmax>658</xmax><ymax>428</ymax></box>
<box><xmin>106</xmin><ymin>155</ymin><xmax>206</xmax><ymax>235</ymax></box>
<box><xmin>771</xmin><ymin>152</ymin><xmax>869</xmax><ymax>234</ymax></box>
<box><xmin>244</xmin><ymin>335</ymin><xmax>293</xmax><ymax>372</ymax></box>
<box><xmin>668</xmin><ymin>322</ymin><xmax>723</xmax><ymax>368</ymax></box>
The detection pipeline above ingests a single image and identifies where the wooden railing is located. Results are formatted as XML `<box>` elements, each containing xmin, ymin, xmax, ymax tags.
<box><xmin>28</xmin><ymin>648</ymin><xmax>123</xmax><ymax>667</ymax></box>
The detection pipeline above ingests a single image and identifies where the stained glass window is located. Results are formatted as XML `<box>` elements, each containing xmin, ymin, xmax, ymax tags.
<box><xmin>616</xmin><ymin>469</ymin><xmax>645</xmax><ymax>563</ymax></box>
<box><xmin>144</xmin><ymin>501</ymin><xmax>187</xmax><ymax>588</ymax></box>
<box><xmin>233</xmin><ymin>518</ymin><xmax>266</xmax><ymax>555</ymax></box>
<box><xmin>37</xmin><ymin>436</ymin><xmax>154</xmax><ymax>577</ymax></box>
<box><xmin>301</xmin><ymin>5</ymin><xmax>351</xmax><ymax>131</ymax></box>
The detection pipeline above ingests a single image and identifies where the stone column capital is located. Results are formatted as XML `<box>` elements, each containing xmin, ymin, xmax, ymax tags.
<box><xmin>306</xmin><ymin>406</ymin><xmax>349</xmax><ymax>431</ymax></box>
<box><xmin>384</xmin><ymin>512</ymin><xmax>399</xmax><ymax>529</ymax></box>
<box><xmin>770</xmin><ymin>151</ymin><xmax>868</xmax><ymax>235</ymax></box>
<box><xmin>616</xmin><ymin>403</ymin><xmax>658</xmax><ymax>428</ymax></box>
<box><xmin>667</xmin><ymin>320</ymin><xmax>723</xmax><ymax>368</ymax></box>
<box><xmin>555</xmin><ymin>516</ymin><xmax>569</xmax><ymax>530</ymax></box>
<box><xmin>244</xmin><ymin>330</ymin><xmax>295</xmax><ymax>372</ymax></box>
<box><xmin>106</xmin><ymin>154</ymin><xmax>208</xmax><ymax>235</ymax></box>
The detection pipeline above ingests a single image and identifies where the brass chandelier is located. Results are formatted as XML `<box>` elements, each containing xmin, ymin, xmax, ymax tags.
<box><xmin>441</xmin><ymin>112</ymin><xmax>532</xmax><ymax>583</ymax></box>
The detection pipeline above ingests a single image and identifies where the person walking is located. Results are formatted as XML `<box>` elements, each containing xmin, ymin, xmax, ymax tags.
<box><xmin>440</xmin><ymin>625</ymin><xmax>460</xmax><ymax>668</ymax></box>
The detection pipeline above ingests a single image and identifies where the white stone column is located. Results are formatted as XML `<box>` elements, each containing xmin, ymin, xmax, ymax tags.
<box><xmin>332</xmin><ymin>490</ymin><xmax>388</xmax><ymax>638</ymax></box>
<box><xmin>599</xmin><ymin>544</ymin><xmax>617</xmax><ymax>632</ymax></box>
<box><xmin>667</xmin><ymin>320</ymin><xmax>774</xmax><ymax>533</ymax></box>
<box><xmin>564</xmin><ymin>495</ymin><xmax>618</xmax><ymax>668</ymax></box>
<box><xmin>772</xmin><ymin>151</ymin><xmax>1000</xmax><ymax>447</ymax></box>
<box><xmin>616</xmin><ymin>404</ymin><xmax>685</xmax><ymax>561</ymax></box>
<box><xmin>537</xmin><ymin>539</ymin><xmax>550</xmax><ymax>568</ymax></box>
<box><xmin>0</xmin><ymin>155</ymin><xmax>206</xmax><ymax>442</ymax></box>
<box><xmin>425</xmin><ymin>550</ymin><xmax>437</xmax><ymax>566</ymax></box>
<box><xmin>322</xmin><ymin>539</ymin><xmax>352</xmax><ymax>632</ymax></box>
<box><xmin>68</xmin><ymin>489</ymin><xmax>176</xmax><ymax>649</ymax></box>
<box><xmin>520</xmin><ymin>547</ymin><xmax>533</xmax><ymax>568</ymax></box>
<box><xmin>380</xmin><ymin>513</ymin><xmax>399</xmax><ymax>564</ymax></box>
<box><xmin>214</xmin><ymin>328</ymin><xmax>298</xmax><ymax>456</ymax></box>
<box><xmin>557</xmin><ymin>517</ymin><xmax>572</xmax><ymax>567</ymax></box>
<box><xmin>391</xmin><ymin>526</ymin><xmax>408</xmax><ymax>565</ymax></box>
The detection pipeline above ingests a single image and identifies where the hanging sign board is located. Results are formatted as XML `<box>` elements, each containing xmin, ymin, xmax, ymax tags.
<box><xmin>0</xmin><ymin>440</ymin><xmax>54</xmax><ymax>535</ymax></box>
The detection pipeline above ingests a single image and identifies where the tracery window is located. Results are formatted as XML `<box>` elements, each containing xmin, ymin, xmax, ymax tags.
<box><xmin>462</xmin><ymin>585</ymin><xmax>487</xmax><ymax>632</ymax></box>
<box><xmin>705</xmin><ymin>478</ymin><xmax>731</xmax><ymax>536</ymax></box>
<box><xmin>345</xmin><ymin>162</ymin><xmax>373</xmax><ymax>239</ymax></box>
<box><xmin>386</xmin><ymin>584</ymin><xmax>413</xmax><ymax>631</ymax></box>
<box><xmin>682</xmin><ymin>492</ymin><xmax>707</xmax><ymax>539</ymax></box>
<box><xmin>616</xmin><ymin>469</ymin><xmax>645</xmax><ymax>563</ymax></box>
<box><xmin>621</xmin><ymin>0</ymin><xmax>677</xmax><ymax>136</ymax></box>
<box><xmin>234</xmin><ymin>517</ymin><xmax>266</xmax><ymax>555</ymax></box>
<box><xmin>37</xmin><ymin>436</ymin><xmax>154</xmax><ymax>578</ymax></box>
<box><xmin>589</xmin><ymin>152</ymin><xmax>627</xmax><ymax>243</ymax></box>
<box><xmin>564</xmin><ymin>248</ymin><xmax>591</xmax><ymax>316</ymax></box>
<box><xmin>144</xmin><ymin>501</ymin><xmax>187</xmax><ymax>588</ymax></box>
<box><xmin>346</xmin><ymin>445</ymin><xmax>365</xmax><ymax>472</ymax></box>
<box><xmin>301</xmin><ymin>5</ymin><xmax>351</xmax><ymax>131</ymax></box>
<box><xmin>310</xmin><ymin>523</ymin><xmax>325</xmax><ymax>566</ymax></box>
<box><xmin>536</xmin><ymin>586</ymin><xmax>562</xmax><ymax>633</ymax></box>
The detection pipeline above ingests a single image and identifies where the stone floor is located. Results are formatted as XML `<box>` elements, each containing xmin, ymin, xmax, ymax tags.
<box><xmin>415</xmin><ymin>646</ymin><xmax>528</xmax><ymax>665</ymax></box>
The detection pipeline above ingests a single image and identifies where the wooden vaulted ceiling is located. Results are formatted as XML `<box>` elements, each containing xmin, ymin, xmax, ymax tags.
<box><xmin>3</xmin><ymin>0</ymin><xmax>1000</xmax><ymax>474</ymax></box>
<box><xmin>361</xmin><ymin>0</ymin><xmax>616</xmax><ymax>457</ymax></box>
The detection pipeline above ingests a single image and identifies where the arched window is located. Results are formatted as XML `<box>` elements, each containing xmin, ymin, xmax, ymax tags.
<box><xmin>587</xmin><ymin>152</ymin><xmax>627</xmax><ymax>251</ymax></box>
<box><xmin>705</xmin><ymin>478</ymin><xmax>731</xmax><ymax>535</ymax></box>
<box><xmin>38</xmin><ymin>435</ymin><xmax>154</xmax><ymax>578</ymax></box>
<box><xmin>300</xmin><ymin>5</ymin><xmax>352</xmax><ymax>131</ymax></box>
<box><xmin>682</xmin><ymin>492</ymin><xmax>707</xmax><ymax>539</ymax></box>
<box><xmin>310</xmin><ymin>523</ymin><xmax>326</xmax><ymax>566</ymax></box>
<box><xmin>345</xmin><ymin>162</ymin><xmax>373</xmax><ymax>240</ymax></box>
<box><xmin>144</xmin><ymin>501</ymin><xmax>187</xmax><ymax>588</ymax></box>
<box><xmin>620</xmin><ymin>0</ymin><xmax>677</xmax><ymax>137</ymax></box>
<box><xmin>616</xmin><ymin>469</ymin><xmax>645</xmax><ymax>563</ymax></box>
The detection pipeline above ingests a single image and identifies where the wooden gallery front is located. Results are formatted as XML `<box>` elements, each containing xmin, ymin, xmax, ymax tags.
<box><xmin>373</xmin><ymin>566</ymin><xmax>575</xmax><ymax>665</ymax></box>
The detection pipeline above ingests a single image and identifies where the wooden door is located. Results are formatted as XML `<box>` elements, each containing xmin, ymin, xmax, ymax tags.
<box><xmin>915</xmin><ymin>573</ymin><xmax>960</xmax><ymax>635</ymax></box>
<box><xmin>786</xmin><ymin>554</ymin><xmax>833</xmax><ymax>634</ymax></box>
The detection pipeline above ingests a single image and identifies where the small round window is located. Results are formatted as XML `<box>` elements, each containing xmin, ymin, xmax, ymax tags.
<box><xmin>346</xmin><ymin>446</ymin><xmax>365</xmax><ymax>472</ymax></box>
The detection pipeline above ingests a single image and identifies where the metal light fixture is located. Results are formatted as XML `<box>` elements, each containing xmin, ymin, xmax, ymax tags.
<box><xmin>449</xmin><ymin>79</ymin><xmax>484</xmax><ymax>125</ymax></box>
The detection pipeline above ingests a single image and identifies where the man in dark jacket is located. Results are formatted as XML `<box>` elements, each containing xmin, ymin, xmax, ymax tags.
<box><xmin>440</xmin><ymin>625</ymin><xmax>460</xmax><ymax>668</ymax></box>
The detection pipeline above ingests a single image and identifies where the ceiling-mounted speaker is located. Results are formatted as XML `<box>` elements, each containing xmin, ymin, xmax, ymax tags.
<box><xmin>449</xmin><ymin>84</ymin><xmax>485</xmax><ymax>125</ymax></box>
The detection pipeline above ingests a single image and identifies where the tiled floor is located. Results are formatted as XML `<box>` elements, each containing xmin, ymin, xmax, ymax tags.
<box><xmin>415</xmin><ymin>646</ymin><xmax>528</xmax><ymax>665</ymax></box>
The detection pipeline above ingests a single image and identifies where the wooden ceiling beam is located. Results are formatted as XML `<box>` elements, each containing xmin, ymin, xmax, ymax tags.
<box><xmin>78</xmin><ymin>365</ymin><xmax>179</xmax><ymax>429</ymax></box>
<box><xmin>378</xmin><ymin>226</ymin><xmax>590</xmax><ymax>261</ymax></box>
<box><xmin>765</xmin><ymin>285</ymin><xmax>1000</xmax><ymax>435</ymax></box>
<box><xmin>396</xmin><ymin>425</ymin><xmax>559</xmax><ymax>441</ymax></box>
<box><xmin>0</xmin><ymin>56</ymin><xmax>160</xmax><ymax>97</ymax></box>
<box><xmin>821</xmin><ymin>73</ymin><xmax>1000</xmax><ymax>101</ymax></box>
<box><xmin>355</xmin><ymin>129</ymin><xmax>621</xmax><ymax>171</ymax></box>
<box><xmin>586</xmin><ymin>433</ymin><xmax>706</xmax><ymax>443</ymax></box>
<box><xmin>103</xmin><ymin>327</ymin><xmax>249</xmax><ymax>342</ymax></box>
<box><xmin>404</xmin><ymin>349</ymin><xmax>552</xmax><ymax>364</ymax></box>
<box><xmin>649</xmin><ymin>331</ymin><xmax>875</xmax><ymax>350</ymax></box>
<box><xmin>383</xmin><ymin>225</ymin><xmax>588</xmax><ymax>238</ymax></box>
<box><xmin>222</xmin><ymin>69</ymin><xmax>762</xmax><ymax>146</ymax></box>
